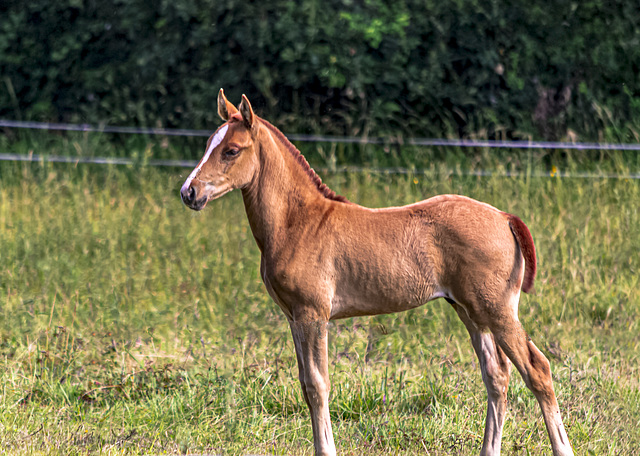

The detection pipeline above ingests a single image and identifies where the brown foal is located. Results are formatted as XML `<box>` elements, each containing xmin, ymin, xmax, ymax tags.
<box><xmin>180</xmin><ymin>90</ymin><xmax>574</xmax><ymax>456</ymax></box>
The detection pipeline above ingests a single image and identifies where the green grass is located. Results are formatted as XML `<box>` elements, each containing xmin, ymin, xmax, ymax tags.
<box><xmin>0</xmin><ymin>149</ymin><xmax>639</xmax><ymax>455</ymax></box>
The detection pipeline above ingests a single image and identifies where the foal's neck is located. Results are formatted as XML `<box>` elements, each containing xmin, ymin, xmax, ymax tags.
<box><xmin>259</xmin><ymin>119</ymin><xmax>348</xmax><ymax>204</ymax></box>
<box><xmin>241</xmin><ymin>120</ymin><xmax>335</xmax><ymax>253</ymax></box>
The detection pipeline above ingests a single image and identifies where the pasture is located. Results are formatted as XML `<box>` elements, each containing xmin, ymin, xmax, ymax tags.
<box><xmin>0</xmin><ymin>143</ymin><xmax>639</xmax><ymax>455</ymax></box>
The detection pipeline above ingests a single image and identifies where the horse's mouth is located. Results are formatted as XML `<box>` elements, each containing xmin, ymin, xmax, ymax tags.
<box><xmin>201</xmin><ymin>184</ymin><xmax>233</xmax><ymax>205</ymax></box>
<box><xmin>183</xmin><ymin>186</ymin><xmax>233</xmax><ymax>211</ymax></box>
<box><xmin>185</xmin><ymin>196</ymin><xmax>208</xmax><ymax>211</ymax></box>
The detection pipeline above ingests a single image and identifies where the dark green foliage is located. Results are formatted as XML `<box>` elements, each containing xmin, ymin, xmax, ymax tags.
<box><xmin>1</xmin><ymin>0</ymin><xmax>639</xmax><ymax>140</ymax></box>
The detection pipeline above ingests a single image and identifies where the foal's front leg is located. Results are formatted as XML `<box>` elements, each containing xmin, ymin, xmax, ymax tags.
<box><xmin>290</xmin><ymin>319</ymin><xmax>336</xmax><ymax>456</ymax></box>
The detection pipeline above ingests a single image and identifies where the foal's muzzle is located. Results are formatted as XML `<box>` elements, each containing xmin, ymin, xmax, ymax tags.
<box><xmin>180</xmin><ymin>185</ymin><xmax>206</xmax><ymax>211</ymax></box>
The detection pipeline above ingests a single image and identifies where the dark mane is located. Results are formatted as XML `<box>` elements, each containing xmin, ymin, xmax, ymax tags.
<box><xmin>259</xmin><ymin>119</ymin><xmax>350</xmax><ymax>204</ymax></box>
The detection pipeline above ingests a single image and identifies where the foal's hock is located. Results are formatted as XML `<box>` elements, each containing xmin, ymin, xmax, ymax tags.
<box><xmin>180</xmin><ymin>89</ymin><xmax>574</xmax><ymax>456</ymax></box>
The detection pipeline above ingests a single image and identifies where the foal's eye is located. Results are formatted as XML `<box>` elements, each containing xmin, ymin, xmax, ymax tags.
<box><xmin>224</xmin><ymin>148</ymin><xmax>240</xmax><ymax>158</ymax></box>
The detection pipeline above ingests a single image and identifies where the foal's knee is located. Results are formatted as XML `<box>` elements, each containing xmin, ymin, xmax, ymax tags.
<box><xmin>304</xmin><ymin>371</ymin><xmax>330</xmax><ymax>405</ymax></box>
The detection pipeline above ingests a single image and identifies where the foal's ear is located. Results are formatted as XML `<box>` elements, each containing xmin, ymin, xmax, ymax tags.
<box><xmin>217</xmin><ymin>89</ymin><xmax>238</xmax><ymax>121</ymax></box>
<box><xmin>239</xmin><ymin>94</ymin><xmax>255</xmax><ymax>130</ymax></box>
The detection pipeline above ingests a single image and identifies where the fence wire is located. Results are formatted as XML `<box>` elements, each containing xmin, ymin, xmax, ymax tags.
<box><xmin>2</xmin><ymin>152</ymin><xmax>639</xmax><ymax>180</ymax></box>
<box><xmin>4</xmin><ymin>119</ymin><xmax>640</xmax><ymax>150</ymax></box>
<box><xmin>2</xmin><ymin>119</ymin><xmax>640</xmax><ymax>179</ymax></box>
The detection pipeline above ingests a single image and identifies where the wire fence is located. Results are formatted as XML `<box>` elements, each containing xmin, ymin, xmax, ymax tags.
<box><xmin>3</xmin><ymin>152</ymin><xmax>639</xmax><ymax>180</ymax></box>
<box><xmin>2</xmin><ymin>119</ymin><xmax>640</xmax><ymax>179</ymax></box>
<box><xmin>3</xmin><ymin>119</ymin><xmax>640</xmax><ymax>150</ymax></box>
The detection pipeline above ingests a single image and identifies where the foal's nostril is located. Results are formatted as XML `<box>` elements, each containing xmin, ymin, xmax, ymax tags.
<box><xmin>181</xmin><ymin>185</ymin><xmax>196</xmax><ymax>205</ymax></box>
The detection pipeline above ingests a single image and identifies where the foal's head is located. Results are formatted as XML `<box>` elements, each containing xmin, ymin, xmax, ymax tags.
<box><xmin>180</xmin><ymin>89</ymin><xmax>258</xmax><ymax>211</ymax></box>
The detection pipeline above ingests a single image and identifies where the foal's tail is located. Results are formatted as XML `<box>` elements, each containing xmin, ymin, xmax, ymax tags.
<box><xmin>507</xmin><ymin>214</ymin><xmax>537</xmax><ymax>293</ymax></box>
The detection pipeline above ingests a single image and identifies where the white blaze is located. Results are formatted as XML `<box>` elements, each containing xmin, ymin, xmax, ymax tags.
<box><xmin>181</xmin><ymin>124</ymin><xmax>229</xmax><ymax>194</ymax></box>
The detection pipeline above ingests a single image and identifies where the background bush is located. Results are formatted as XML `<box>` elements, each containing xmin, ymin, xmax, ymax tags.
<box><xmin>1</xmin><ymin>0</ymin><xmax>639</xmax><ymax>141</ymax></box>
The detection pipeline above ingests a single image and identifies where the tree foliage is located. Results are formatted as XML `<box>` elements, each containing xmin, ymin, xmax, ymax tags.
<box><xmin>1</xmin><ymin>0</ymin><xmax>639</xmax><ymax>140</ymax></box>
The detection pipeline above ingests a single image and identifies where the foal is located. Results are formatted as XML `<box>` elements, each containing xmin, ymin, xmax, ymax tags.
<box><xmin>180</xmin><ymin>90</ymin><xmax>574</xmax><ymax>456</ymax></box>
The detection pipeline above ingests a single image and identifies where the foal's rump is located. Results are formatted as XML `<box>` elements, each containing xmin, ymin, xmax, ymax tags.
<box><xmin>412</xmin><ymin>195</ymin><xmax>533</xmax><ymax>308</ymax></box>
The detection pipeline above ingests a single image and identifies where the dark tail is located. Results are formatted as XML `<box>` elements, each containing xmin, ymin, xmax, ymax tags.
<box><xmin>507</xmin><ymin>214</ymin><xmax>537</xmax><ymax>293</ymax></box>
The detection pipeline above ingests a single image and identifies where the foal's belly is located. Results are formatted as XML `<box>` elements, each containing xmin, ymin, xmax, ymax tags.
<box><xmin>329</xmin><ymin>271</ymin><xmax>441</xmax><ymax>320</ymax></box>
<box><xmin>327</xmin><ymin>234</ymin><xmax>442</xmax><ymax>320</ymax></box>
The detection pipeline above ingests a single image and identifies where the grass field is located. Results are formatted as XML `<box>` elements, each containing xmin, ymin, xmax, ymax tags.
<box><xmin>1</xmin><ymin>145</ymin><xmax>639</xmax><ymax>455</ymax></box>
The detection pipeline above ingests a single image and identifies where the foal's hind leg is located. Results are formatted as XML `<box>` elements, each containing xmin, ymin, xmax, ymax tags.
<box><xmin>450</xmin><ymin>302</ymin><xmax>511</xmax><ymax>456</ymax></box>
<box><xmin>489</xmin><ymin>310</ymin><xmax>573</xmax><ymax>456</ymax></box>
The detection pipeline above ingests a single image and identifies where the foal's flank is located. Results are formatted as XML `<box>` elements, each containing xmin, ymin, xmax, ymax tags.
<box><xmin>180</xmin><ymin>89</ymin><xmax>574</xmax><ymax>456</ymax></box>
